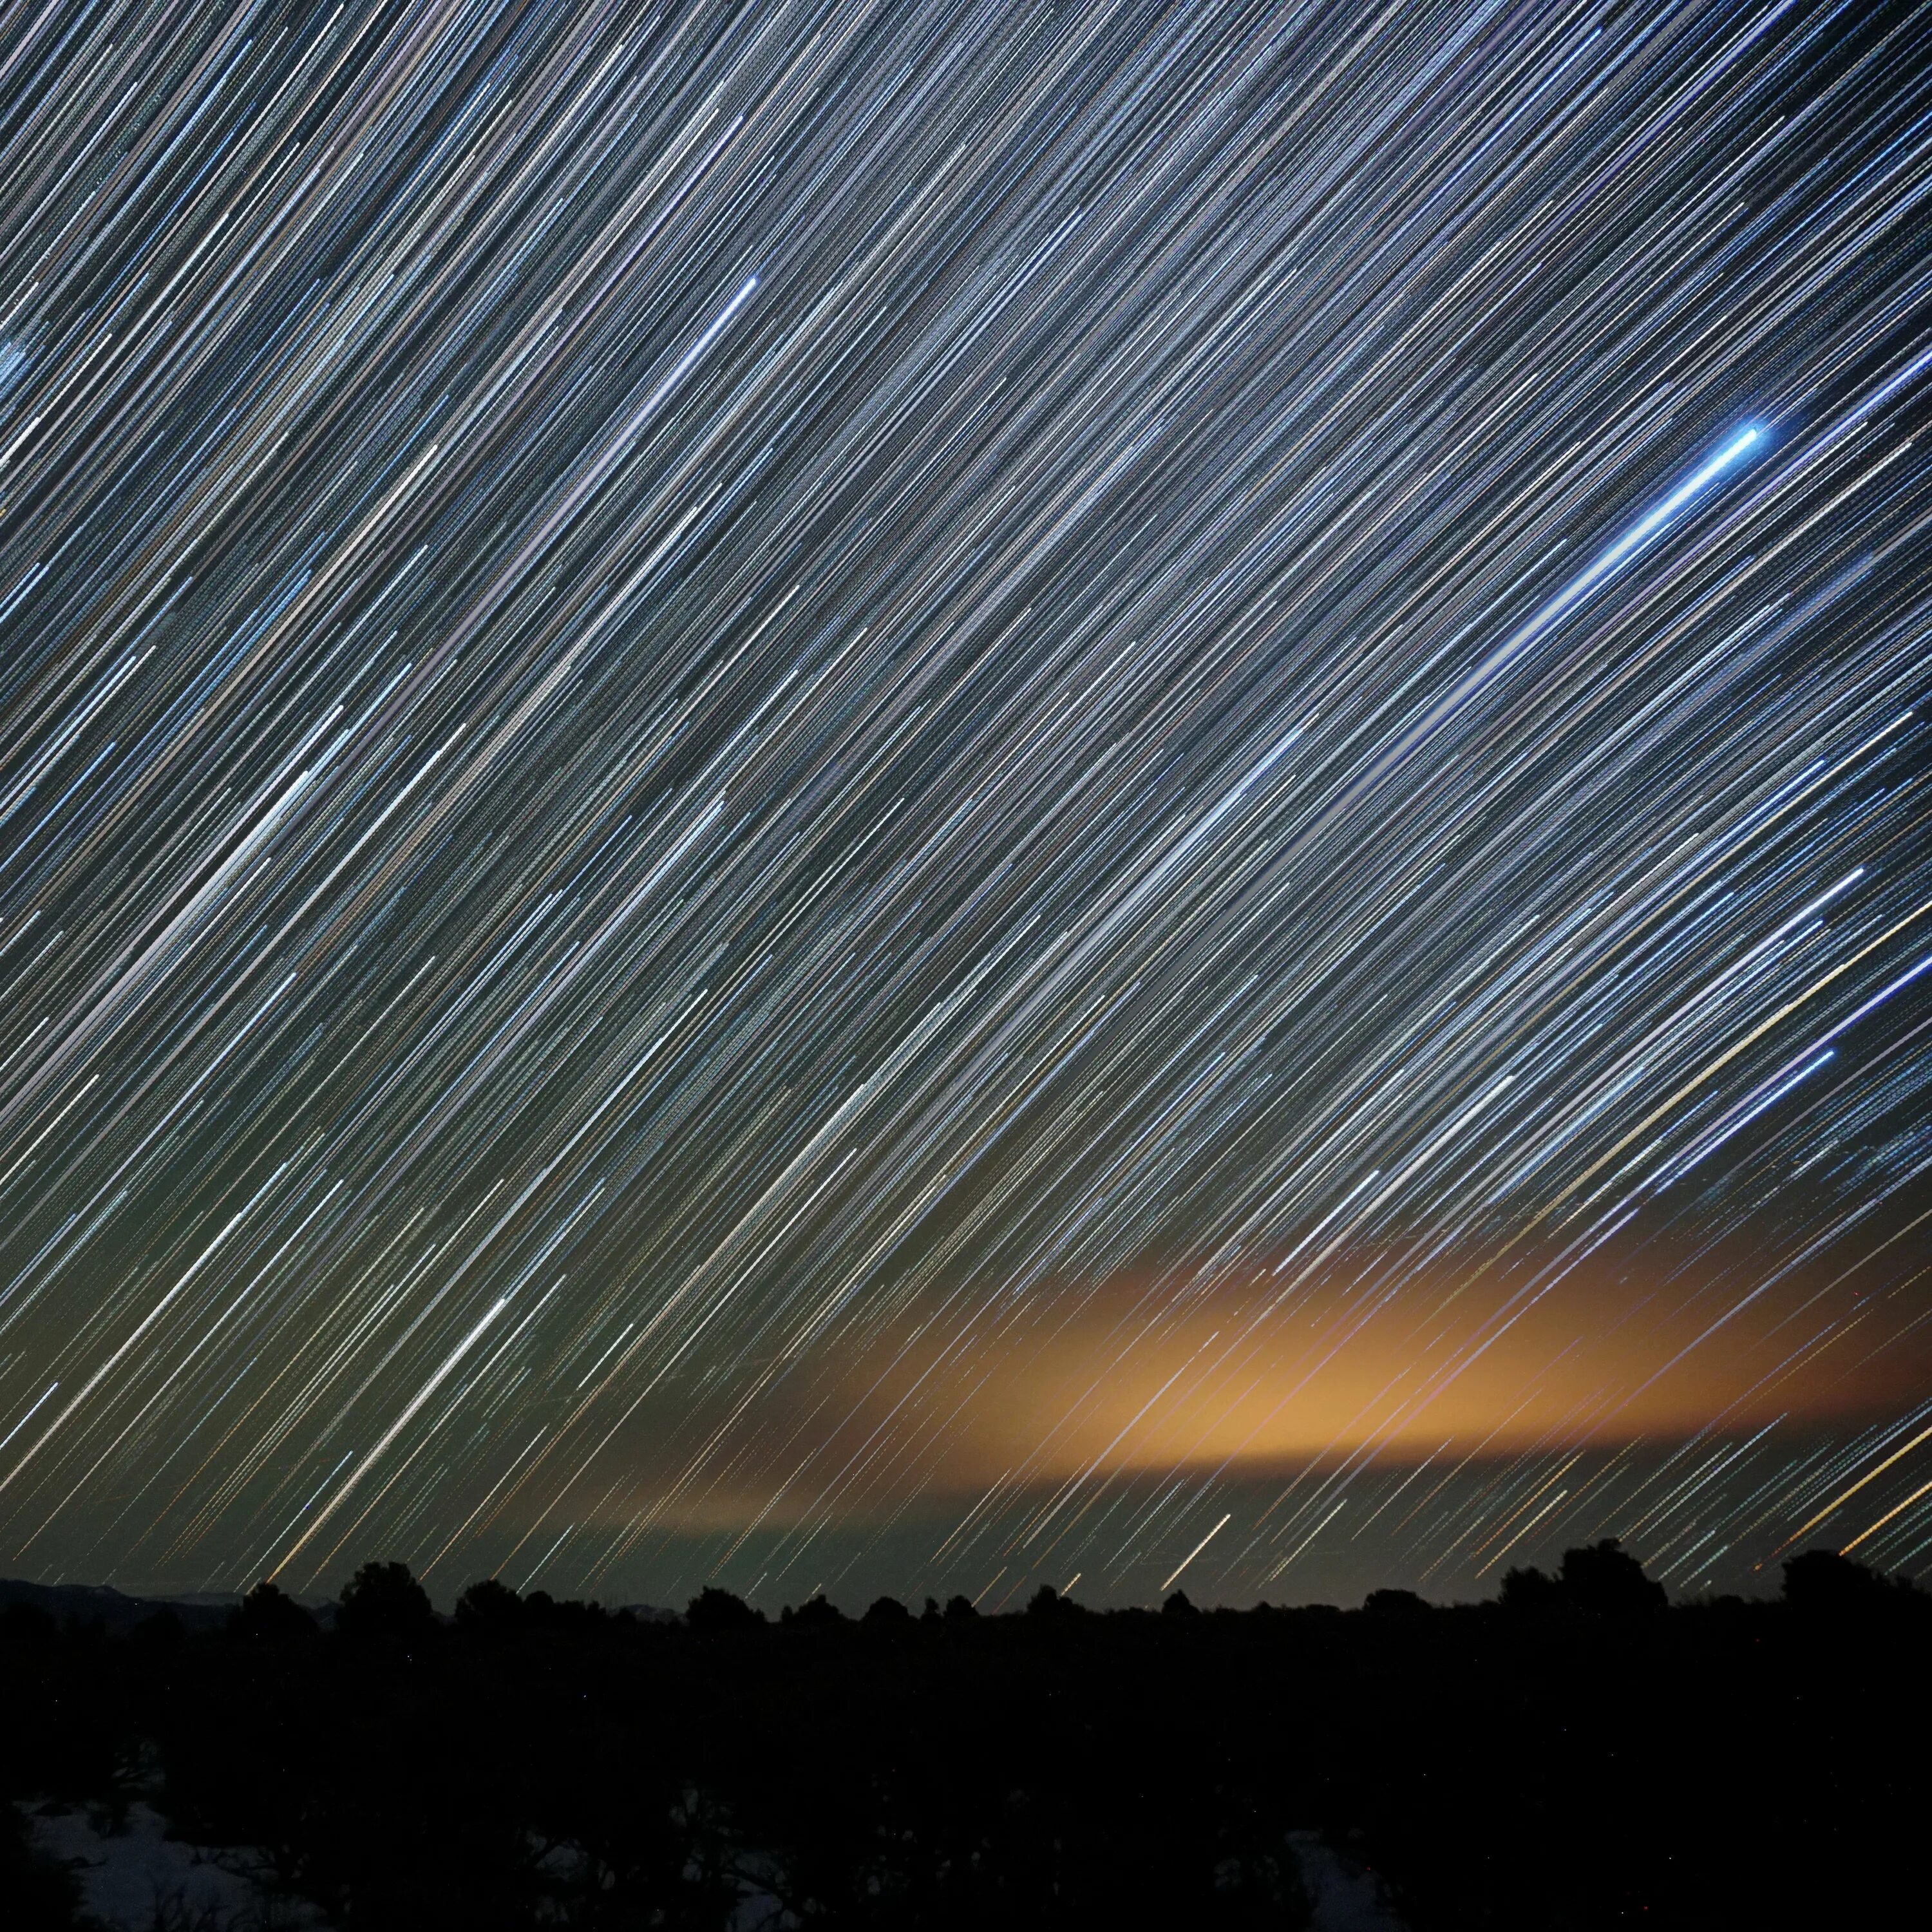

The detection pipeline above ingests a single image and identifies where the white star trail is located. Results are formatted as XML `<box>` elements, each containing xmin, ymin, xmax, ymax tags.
<box><xmin>0</xmin><ymin>0</ymin><xmax>1928</xmax><ymax>1609</ymax></box>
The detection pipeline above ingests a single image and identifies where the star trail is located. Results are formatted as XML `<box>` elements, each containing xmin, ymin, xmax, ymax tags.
<box><xmin>1</xmin><ymin>0</ymin><xmax>1929</xmax><ymax>1611</ymax></box>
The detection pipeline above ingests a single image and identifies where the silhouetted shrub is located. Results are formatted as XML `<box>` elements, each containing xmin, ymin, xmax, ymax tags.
<box><xmin>781</xmin><ymin>1593</ymin><xmax>844</xmax><ymax>1628</ymax></box>
<box><xmin>523</xmin><ymin>1587</ymin><xmax>612</xmax><ymax>1630</ymax></box>
<box><xmin>1499</xmin><ymin>1564</ymin><xmax>1564</xmax><ymax>1611</ymax></box>
<box><xmin>336</xmin><ymin>1560</ymin><xmax>435</xmax><ymax>1640</ymax></box>
<box><xmin>454</xmin><ymin>1577</ymin><xmax>524</xmax><ymax>1631</ymax></box>
<box><xmin>1363</xmin><ymin>1587</ymin><xmax>1430</xmax><ymax>1616</ymax></box>
<box><xmin>1163</xmin><ymin>1588</ymin><xmax>1200</xmax><ymax>1616</ymax></box>
<box><xmin>1559</xmin><ymin>1539</ymin><xmax>1667</xmax><ymax>1615</ymax></box>
<box><xmin>685</xmin><ymin>1586</ymin><xmax>764</xmax><ymax>1634</ymax></box>
<box><xmin>227</xmin><ymin>1580</ymin><xmax>317</xmax><ymax>1641</ymax></box>
<box><xmin>1026</xmin><ymin>1583</ymin><xmax>1085</xmax><ymax>1619</ymax></box>
<box><xmin>1782</xmin><ymin>1547</ymin><xmax>1885</xmax><ymax>1611</ymax></box>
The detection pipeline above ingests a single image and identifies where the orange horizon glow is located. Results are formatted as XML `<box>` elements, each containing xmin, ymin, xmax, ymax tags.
<box><xmin>571</xmin><ymin>1235</ymin><xmax>1931</xmax><ymax>1541</ymax></box>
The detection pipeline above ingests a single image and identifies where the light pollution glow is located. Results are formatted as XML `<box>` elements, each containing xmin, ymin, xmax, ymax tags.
<box><xmin>0</xmin><ymin>0</ymin><xmax>1929</xmax><ymax>1610</ymax></box>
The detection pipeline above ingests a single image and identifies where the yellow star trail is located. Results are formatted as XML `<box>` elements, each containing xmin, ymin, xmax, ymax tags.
<box><xmin>0</xmin><ymin>0</ymin><xmax>1928</xmax><ymax>1611</ymax></box>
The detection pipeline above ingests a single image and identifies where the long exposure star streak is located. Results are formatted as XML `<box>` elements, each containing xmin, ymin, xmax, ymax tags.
<box><xmin>0</xmin><ymin>0</ymin><xmax>1929</xmax><ymax>1611</ymax></box>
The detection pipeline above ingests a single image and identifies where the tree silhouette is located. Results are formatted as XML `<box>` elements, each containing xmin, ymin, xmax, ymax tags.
<box><xmin>454</xmin><ymin>1577</ymin><xmax>524</xmax><ymax>1631</ymax></box>
<box><xmin>1162</xmin><ymin>1588</ymin><xmax>1200</xmax><ymax>1616</ymax></box>
<box><xmin>781</xmin><ymin>1593</ymin><xmax>843</xmax><ymax>1628</ymax></box>
<box><xmin>228</xmin><ymin>1580</ymin><xmax>317</xmax><ymax>1641</ymax></box>
<box><xmin>1782</xmin><ymin>1548</ymin><xmax>1884</xmax><ymax>1611</ymax></box>
<box><xmin>336</xmin><ymin>1560</ymin><xmax>436</xmax><ymax>1640</ymax></box>
<box><xmin>1499</xmin><ymin>1564</ymin><xmax>1562</xmax><ymax>1611</ymax></box>
<box><xmin>1027</xmin><ymin>1583</ymin><xmax>1084</xmax><ymax>1619</ymax></box>
<box><xmin>685</xmin><ymin>1586</ymin><xmax>764</xmax><ymax>1634</ymax></box>
<box><xmin>1363</xmin><ymin>1587</ymin><xmax>1430</xmax><ymax>1616</ymax></box>
<box><xmin>1558</xmin><ymin>1539</ymin><xmax>1667</xmax><ymax>1615</ymax></box>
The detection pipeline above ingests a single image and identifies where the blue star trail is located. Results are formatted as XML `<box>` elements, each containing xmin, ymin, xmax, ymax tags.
<box><xmin>0</xmin><ymin>0</ymin><xmax>1929</xmax><ymax>1611</ymax></box>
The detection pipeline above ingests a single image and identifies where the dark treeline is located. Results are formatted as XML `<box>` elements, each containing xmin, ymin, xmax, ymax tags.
<box><xmin>3</xmin><ymin>1544</ymin><xmax>1926</xmax><ymax>1930</ymax></box>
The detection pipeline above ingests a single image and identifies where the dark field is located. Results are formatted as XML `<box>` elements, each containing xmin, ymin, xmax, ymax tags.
<box><xmin>3</xmin><ymin>1547</ymin><xmax>1925</xmax><ymax>1931</ymax></box>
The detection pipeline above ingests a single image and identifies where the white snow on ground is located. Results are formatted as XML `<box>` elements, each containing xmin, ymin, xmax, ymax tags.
<box><xmin>1293</xmin><ymin>1832</ymin><xmax>1410</xmax><ymax>1931</ymax></box>
<box><xmin>23</xmin><ymin>1801</ymin><xmax>331</xmax><ymax>1931</ymax></box>
<box><xmin>24</xmin><ymin>1799</ymin><xmax>1401</xmax><ymax>1929</ymax></box>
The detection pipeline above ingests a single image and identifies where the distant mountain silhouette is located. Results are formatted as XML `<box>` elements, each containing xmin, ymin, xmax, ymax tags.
<box><xmin>0</xmin><ymin>1577</ymin><xmax>334</xmax><ymax>1633</ymax></box>
<box><xmin>0</xmin><ymin>1578</ymin><xmax>235</xmax><ymax>1634</ymax></box>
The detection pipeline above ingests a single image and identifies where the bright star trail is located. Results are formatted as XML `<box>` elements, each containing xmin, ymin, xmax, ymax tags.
<box><xmin>1</xmin><ymin>0</ymin><xmax>1929</xmax><ymax>1611</ymax></box>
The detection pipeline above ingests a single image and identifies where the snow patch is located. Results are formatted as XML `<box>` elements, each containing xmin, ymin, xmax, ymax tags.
<box><xmin>23</xmin><ymin>1800</ymin><xmax>332</xmax><ymax>1931</ymax></box>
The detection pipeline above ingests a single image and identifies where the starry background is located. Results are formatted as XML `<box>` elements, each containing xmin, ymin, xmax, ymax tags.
<box><xmin>1</xmin><ymin>0</ymin><xmax>1929</xmax><ymax>1611</ymax></box>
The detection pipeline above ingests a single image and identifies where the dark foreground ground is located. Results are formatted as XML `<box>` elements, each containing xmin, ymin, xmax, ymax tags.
<box><xmin>3</xmin><ymin>1546</ymin><xmax>1925</xmax><ymax>1931</ymax></box>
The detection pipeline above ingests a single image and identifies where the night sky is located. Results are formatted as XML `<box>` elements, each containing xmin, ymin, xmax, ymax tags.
<box><xmin>1</xmin><ymin>0</ymin><xmax>1929</xmax><ymax>1612</ymax></box>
